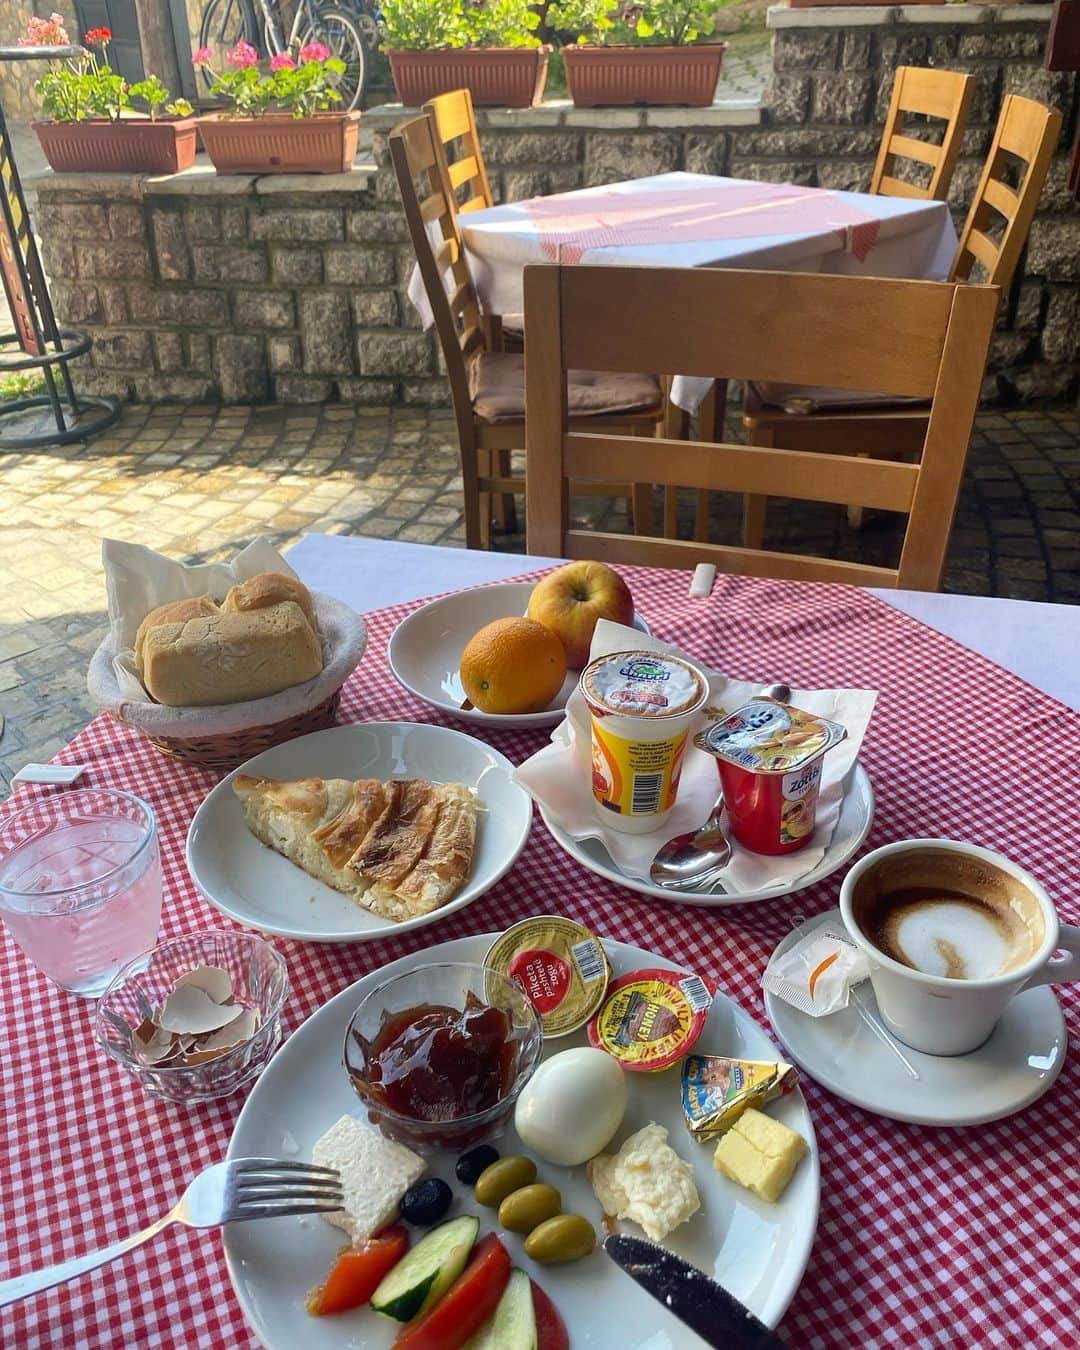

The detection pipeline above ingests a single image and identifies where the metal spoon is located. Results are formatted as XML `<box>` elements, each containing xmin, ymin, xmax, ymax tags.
<box><xmin>650</xmin><ymin>796</ymin><xmax>731</xmax><ymax>890</ymax></box>
<box><xmin>760</xmin><ymin>682</ymin><xmax>791</xmax><ymax>703</ymax></box>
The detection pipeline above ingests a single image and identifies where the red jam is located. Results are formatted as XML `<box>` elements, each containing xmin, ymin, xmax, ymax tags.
<box><xmin>359</xmin><ymin>992</ymin><xmax>514</xmax><ymax>1122</ymax></box>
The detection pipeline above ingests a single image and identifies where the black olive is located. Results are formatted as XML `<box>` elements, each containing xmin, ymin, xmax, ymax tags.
<box><xmin>455</xmin><ymin>1144</ymin><xmax>500</xmax><ymax>1185</ymax></box>
<box><xmin>399</xmin><ymin>1178</ymin><xmax>453</xmax><ymax>1226</ymax></box>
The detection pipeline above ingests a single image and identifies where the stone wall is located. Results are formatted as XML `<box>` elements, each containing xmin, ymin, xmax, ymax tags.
<box><xmin>0</xmin><ymin>1</ymin><xmax>78</xmax><ymax>121</ymax></box>
<box><xmin>28</xmin><ymin>3</ymin><xmax>1080</xmax><ymax>405</ymax></box>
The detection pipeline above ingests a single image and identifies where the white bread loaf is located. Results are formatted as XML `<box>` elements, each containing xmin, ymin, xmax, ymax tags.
<box><xmin>134</xmin><ymin>595</ymin><xmax>220</xmax><ymax>671</ymax></box>
<box><xmin>222</xmin><ymin>572</ymin><xmax>318</xmax><ymax>633</ymax></box>
<box><xmin>138</xmin><ymin>600</ymin><xmax>323</xmax><ymax>707</ymax></box>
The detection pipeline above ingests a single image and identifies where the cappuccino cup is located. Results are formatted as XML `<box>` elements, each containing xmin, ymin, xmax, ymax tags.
<box><xmin>839</xmin><ymin>838</ymin><xmax>1080</xmax><ymax>1055</ymax></box>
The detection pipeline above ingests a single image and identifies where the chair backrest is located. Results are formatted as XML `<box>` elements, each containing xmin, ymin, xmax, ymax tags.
<box><xmin>950</xmin><ymin>93</ymin><xmax>1063</xmax><ymax>292</ymax></box>
<box><xmin>524</xmin><ymin>265</ymin><xmax>999</xmax><ymax>592</ymax></box>
<box><xmin>389</xmin><ymin>113</ymin><xmax>486</xmax><ymax>430</ymax></box>
<box><xmin>423</xmin><ymin>88</ymin><xmax>495</xmax><ymax>216</ymax></box>
<box><xmin>870</xmin><ymin>66</ymin><xmax>975</xmax><ymax>201</ymax></box>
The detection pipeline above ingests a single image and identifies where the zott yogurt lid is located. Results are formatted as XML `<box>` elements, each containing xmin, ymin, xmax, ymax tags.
<box><xmin>581</xmin><ymin>650</ymin><xmax>708</xmax><ymax>719</ymax></box>
<box><xmin>696</xmin><ymin>699</ymin><xmax>847</xmax><ymax>774</ymax></box>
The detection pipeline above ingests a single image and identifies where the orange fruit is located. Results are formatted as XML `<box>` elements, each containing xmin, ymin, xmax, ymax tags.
<box><xmin>460</xmin><ymin>617</ymin><xmax>567</xmax><ymax>715</ymax></box>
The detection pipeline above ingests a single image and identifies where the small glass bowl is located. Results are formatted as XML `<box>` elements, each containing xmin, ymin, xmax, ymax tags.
<box><xmin>343</xmin><ymin>962</ymin><xmax>543</xmax><ymax>1154</ymax></box>
<box><xmin>94</xmin><ymin>930</ymin><xmax>289</xmax><ymax>1104</ymax></box>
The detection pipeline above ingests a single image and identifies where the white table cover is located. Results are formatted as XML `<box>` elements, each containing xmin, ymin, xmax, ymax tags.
<box><xmin>408</xmin><ymin>171</ymin><xmax>958</xmax><ymax>411</ymax></box>
<box><xmin>286</xmin><ymin>535</ymin><xmax>1080</xmax><ymax>712</ymax></box>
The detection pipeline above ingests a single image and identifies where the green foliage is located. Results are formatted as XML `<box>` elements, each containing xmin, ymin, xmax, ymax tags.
<box><xmin>379</xmin><ymin>0</ymin><xmax>469</xmax><ymax>50</ymax></box>
<box><xmin>128</xmin><ymin>75</ymin><xmax>193</xmax><ymax>120</ymax></box>
<box><xmin>275</xmin><ymin>56</ymin><xmax>346</xmax><ymax>116</ymax></box>
<box><xmin>35</xmin><ymin>46</ymin><xmax>126</xmax><ymax>122</ymax></box>
<box><xmin>547</xmin><ymin>0</ymin><xmax>724</xmax><ymax>45</ymax></box>
<box><xmin>379</xmin><ymin>0</ymin><xmax>542</xmax><ymax>50</ymax></box>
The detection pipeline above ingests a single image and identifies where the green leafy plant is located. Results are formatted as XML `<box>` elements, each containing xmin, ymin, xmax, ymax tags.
<box><xmin>378</xmin><ymin>0</ymin><xmax>470</xmax><ymax>50</ymax></box>
<box><xmin>467</xmin><ymin>0</ymin><xmax>542</xmax><ymax>48</ymax></box>
<box><xmin>548</xmin><ymin>0</ymin><xmax>722</xmax><ymax>45</ymax></box>
<box><xmin>128</xmin><ymin>75</ymin><xmax>193</xmax><ymax>120</ymax></box>
<box><xmin>193</xmin><ymin>40</ymin><xmax>347</xmax><ymax>115</ymax></box>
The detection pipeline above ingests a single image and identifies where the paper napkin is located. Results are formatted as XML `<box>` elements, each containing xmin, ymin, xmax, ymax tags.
<box><xmin>513</xmin><ymin>619</ymin><xmax>877</xmax><ymax>894</ymax></box>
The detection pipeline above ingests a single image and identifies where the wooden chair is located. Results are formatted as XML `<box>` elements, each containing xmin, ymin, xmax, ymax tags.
<box><xmin>741</xmin><ymin>93</ymin><xmax>1063</xmax><ymax>546</ymax></box>
<box><xmin>423</xmin><ymin>88</ymin><xmax>494</xmax><ymax>216</ymax></box>
<box><xmin>390</xmin><ymin>113</ymin><xmax>663</xmax><ymax>551</ymax></box>
<box><xmin>870</xmin><ymin>66</ymin><xmax>975</xmax><ymax>201</ymax></box>
<box><xmin>524</xmin><ymin>265</ymin><xmax>999</xmax><ymax>591</ymax></box>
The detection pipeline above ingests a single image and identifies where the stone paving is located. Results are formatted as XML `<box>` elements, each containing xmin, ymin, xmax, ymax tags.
<box><xmin>0</xmin><ymin>400</ymin><xmax>1077</xmax><ymax>795</ymax></box>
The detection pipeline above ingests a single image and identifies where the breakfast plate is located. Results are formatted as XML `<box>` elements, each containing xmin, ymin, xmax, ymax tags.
<box><xmin>541</xmin><ymin>764</ymin><xmax>875</xmax><ymax>908</ymax></box>
<box><xmin>765</xmin><ymin>910</ymin><xmax>1068</xmax><ymax>1127</ymax></box>
<box><xmin>186</xmin><ymin>723</ymin><xmax>531</xmax><ymax>943</ymax></box>
<box><xmin>388</xmin><ymin>581</ymin><xmax>652</xmax><ymax>730</ymax></box>
<box><xmin>224</xmin><ymin>932</ymin><xmax>820</xmax><ymax>1349</ymax></box>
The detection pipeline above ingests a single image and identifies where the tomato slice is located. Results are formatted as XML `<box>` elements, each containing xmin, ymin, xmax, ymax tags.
<box><xmin>531</xmin><ymin>1278</ymin><xmax>569</xmax><ymax>1350</ymax></box>
<box><xmin>307</xmin><ymin>1226</ymin><xmax>410</xmax><ymax>1316</ymax></box>
<box><xmin>394</xmin><ymin>1233</ymin><xmax>512</xmax><ymax>1350</ymax></box>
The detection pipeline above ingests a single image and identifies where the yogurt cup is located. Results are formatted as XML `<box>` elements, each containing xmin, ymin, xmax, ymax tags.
<box><xmin>580</xmin><ymin>650</ymin><xmax>709</xmax><ymax>835</ymax></box>
<box><xmin>695</xmin><ymin>699</ymin><xmax>847</xmax><ymax>855</ymax></box>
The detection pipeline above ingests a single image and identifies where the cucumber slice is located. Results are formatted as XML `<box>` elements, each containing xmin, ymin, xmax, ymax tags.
<box><xmin>463</xmin><ymin>1269</ymin><xmax>537</xmax><ymax>1350</ymax></box>
<box><xmin>371</xmin><ymin>1214</ymin><xmax>479</xmax><ymax>1323</ymax></box>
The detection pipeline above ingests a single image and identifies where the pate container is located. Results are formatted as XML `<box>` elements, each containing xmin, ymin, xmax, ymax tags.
<box><xmin>580</xmin><ymin>650</ymin><xmax>709</xmax><ymax>835</ymax></box>
<box><xmin>695</xmin><ymin>699</ymin><xmax>847</xmax><ymax>855</ymax></box>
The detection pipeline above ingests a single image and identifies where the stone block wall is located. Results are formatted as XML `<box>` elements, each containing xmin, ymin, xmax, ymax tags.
<box><xmin>0</xmin><ymin>1</ymin><xmax>78</xmax><ymax>121</ymax></box>
<box><xmin>29</xmin><ymin>3</ymin><xmax>1079</xmax><ymax>404</ymax></box>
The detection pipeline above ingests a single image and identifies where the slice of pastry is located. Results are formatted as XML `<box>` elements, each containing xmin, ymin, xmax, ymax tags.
<box><xmin>232</xmin><ymin>774</ymin><xmax>478</xmax><ymax>922</ymax></box>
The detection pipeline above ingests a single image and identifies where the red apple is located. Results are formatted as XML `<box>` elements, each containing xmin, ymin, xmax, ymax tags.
<box><xmin>527</xmin><ymin>561</ymin><xmax>634</xmax><ymax>669</ymax></box>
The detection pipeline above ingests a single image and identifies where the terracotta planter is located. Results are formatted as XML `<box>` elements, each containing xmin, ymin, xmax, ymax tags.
<box><xmin>387</xmin><ymin>47</ymin><xmax>549</xmax><ymax>108</ymax></box>
<box><xmin>563</xmin><ymin>45</ymin><xmax>725</xmax><ymax>108</ymax></box>
<box><xmin>197</xmin><ymin>111</ymin><xmax>361</xmax><ymax>175</ymax></box>
<box><xmin>32</xmin><ymin>117</ymin><xmax>198</xmax><ymax>174</ymax></box>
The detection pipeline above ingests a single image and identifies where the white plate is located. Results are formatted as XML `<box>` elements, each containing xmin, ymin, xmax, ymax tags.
<box><xmin>186</xmin><ymin>723</ymin><xmax>531</xmax><ymax>943</ymax></box>
<box><xmin>541</xmin><ymin>765</ymin><xmax>875</xmax><ymax>908</ymax></box>
<box><xmin>765</xmin><ymin>910</ymin><xmax>1068</xmax><ymax>1127</ymax></box>
<box><xmin>225</xmin><ymin>933</ymin><xmax>820</xmax><ymax>1348</ymax></box>
<box><xmin>388</xmin><ymin>581</ymin><xmax>651</xmax><ymax>731</ymax></box>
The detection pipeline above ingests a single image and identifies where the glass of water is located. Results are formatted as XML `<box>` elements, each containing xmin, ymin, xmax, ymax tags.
<box><xmin>0</xmin><ymin>788</ymin><xmax>163</xmax><ymax>997</ymax></box>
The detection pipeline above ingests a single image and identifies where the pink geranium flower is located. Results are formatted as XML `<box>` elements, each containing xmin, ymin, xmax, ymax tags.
<box><xmin>18</xmin><ymin>12</ymin><xmax>71</xmax><ymax>45</ymax></box>
<box><xmin>191</xmin><ymin>45</ymin><xmax>213</xmax><ymax>67</ymax></box>
<box><xmin>226</xmin><ymin>39</ymin><xmax>259</xmax><ymax>69</ymax></box>
<box><xmin>299</xmin><ymin>41</ymin><xmax>331</xmax><ymax>63</ymax></box>
<box><xmin>269</xmin><ymin>52</ymin><xmax>296</xmax><ymax>71</ymax></box>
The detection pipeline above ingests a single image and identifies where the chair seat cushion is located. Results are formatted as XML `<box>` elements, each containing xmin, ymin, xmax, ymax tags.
<box><xmin>470</xmin><ymin>351</ymin><xmax>662</xmax><ymax>424</ymax></box>
<box><xmin>746</xmin><ymin>380</ymin><xmax>929</xmax><ymax>418</ymax></box>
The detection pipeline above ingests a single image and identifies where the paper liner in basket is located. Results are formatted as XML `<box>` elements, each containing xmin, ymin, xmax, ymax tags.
<box><xmin>86</xmin><ymin>537</ymin><xmax>368</xmax><ymax>738</ymax></box>
<box><xmin>513</xmin><ymin>619</ymin><xmax>877</xmax><ymax>894</ymax></box>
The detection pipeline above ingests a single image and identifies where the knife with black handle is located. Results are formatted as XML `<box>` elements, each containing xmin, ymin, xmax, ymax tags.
<box><xmin>603</xmin><ymin>1234</ymin><xmax>787</xmax><ymax>1349</ymax></box>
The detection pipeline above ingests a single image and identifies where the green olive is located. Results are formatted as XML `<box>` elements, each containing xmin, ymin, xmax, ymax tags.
<box><xmin>498</xmin><ymin>1183</ymin><xmax>562</xmax><ymax>1234</ymax></box>
<box><xmin>523</xmin><ymin>1213</ymin><xmax>597</xmax><ymax>1264</ymax></box>
<box><xmin>474</xmin><ymin>1155</ymin><xmax>537</xmax><ymax>1207</ymax></box>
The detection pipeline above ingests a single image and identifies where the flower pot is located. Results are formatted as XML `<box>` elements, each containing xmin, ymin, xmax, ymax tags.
<box><xmin>387</xmin><ymin>47</ymin><xmax>549</xmax><ymax>108</ymax></box>
<box><xmin>196</xmin><ymin>111</ymin><xmax>362</xmax><ymax>175</ymax></box>
<box><xmin>31</xmin><ymin>117</ymin><xmax>198</xmax><ymax>174</ymax></box>
<box><xmin>563</xmin><ymin>44</ymin><xmax>726</xmax><ymax>108</ymax></box>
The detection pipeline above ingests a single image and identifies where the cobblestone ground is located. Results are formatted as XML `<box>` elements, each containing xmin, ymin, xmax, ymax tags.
<box><xmin>0</xmin><ymin>401</ymin><xmax>1076</xmax><ymax>794</ymax></box>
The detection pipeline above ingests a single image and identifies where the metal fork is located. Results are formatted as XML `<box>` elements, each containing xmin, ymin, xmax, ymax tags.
<box><xmin>0</xmin><ymin>1157</ymin><xmax>343</xmax><ymax>1308</ymax></box>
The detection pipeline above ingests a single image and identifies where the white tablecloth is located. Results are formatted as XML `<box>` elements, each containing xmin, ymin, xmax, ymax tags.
<box><xmin>286</xmin><ymin>534</ymin><xmax>1080</xmax><ymax>712</ymax></box>
<box><xmin>408</xmin><ymin>171</ymin><xmax>958</xmax><ymax>412</ymax></box>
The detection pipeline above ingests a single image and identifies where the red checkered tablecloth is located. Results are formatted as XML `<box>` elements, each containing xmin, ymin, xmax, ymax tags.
<box><xmin>2</xmin><ymin>564</ymin><xmax>1078</xmax><ymax>1350</ymax></box>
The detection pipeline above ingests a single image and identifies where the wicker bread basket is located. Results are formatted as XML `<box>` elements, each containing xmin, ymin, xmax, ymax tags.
<box><xmin>87</xmin><ymin>592</ymin><xmax>367</xmax><ymax>771</ymax></box>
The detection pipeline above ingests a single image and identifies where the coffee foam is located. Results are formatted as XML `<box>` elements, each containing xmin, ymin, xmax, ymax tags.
<box><xmin>851</xmin><ymin>849</ymin><xmax>1045</xmax><ymax>981</ymax></box>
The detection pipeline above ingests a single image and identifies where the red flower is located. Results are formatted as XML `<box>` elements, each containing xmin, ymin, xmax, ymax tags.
<box><xmin>84</xmin><ymin>26</ymin><xmax>112</xmax><ymax>45</ymax></box>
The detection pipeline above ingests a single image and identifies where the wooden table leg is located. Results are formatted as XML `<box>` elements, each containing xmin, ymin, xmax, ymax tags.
<box><xmin>695</xmin><ymin>379</ymin><xmax>728</xmax><ymax>542</ymax></box>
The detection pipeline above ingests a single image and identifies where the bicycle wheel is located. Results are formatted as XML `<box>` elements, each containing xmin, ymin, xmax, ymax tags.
<box><xmin>302</xmin><ymin>5</ymin><xmax>369</xmax><ymax>111</ymax></box>
<box><xmin>199</xmin><ymin>0</ymin><xmax>260</xmax><ymax>92</ymax></box>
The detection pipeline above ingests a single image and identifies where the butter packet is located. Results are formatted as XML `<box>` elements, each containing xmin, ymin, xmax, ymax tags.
<box><xmin>762</xmin><ymin>924</ymin><xmax>870</xmax><ymax>1017</ymax></box>
<box><xmin>681</xmin><ymin>1054</ymin><xmax>799</xmax><ymax>1142</ymax></box>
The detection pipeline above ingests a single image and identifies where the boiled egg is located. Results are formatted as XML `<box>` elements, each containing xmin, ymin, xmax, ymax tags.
<box><xmin>515</xmin><ymin>1047</ymin><xmax>628</xmax><ymax>1166</ymax></box>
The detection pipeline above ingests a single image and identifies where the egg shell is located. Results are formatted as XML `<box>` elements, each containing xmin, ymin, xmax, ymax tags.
<box><xmin>514</xmin><ymin>1047</ymin><xmax>628</xmax><ymax>1166</ymax></box>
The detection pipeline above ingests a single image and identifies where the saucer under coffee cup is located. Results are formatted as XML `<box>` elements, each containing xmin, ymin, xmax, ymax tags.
<box><xmin>839</xmin><ymin>838</ymin><xmax>1080</xmax><ymax>1056</ymax></box>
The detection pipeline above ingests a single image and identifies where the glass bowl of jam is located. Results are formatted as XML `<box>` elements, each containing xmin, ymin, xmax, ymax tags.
<box><xmin>343</xmin><ymin>962</ymin><xmax>544</xmax><ymax>1153</ymax></box>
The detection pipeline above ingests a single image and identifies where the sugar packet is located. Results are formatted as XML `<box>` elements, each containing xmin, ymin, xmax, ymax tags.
<box><xmin>762</xmin><ymin>923</ymin><xmax>871</xmax><ymax>1016</ymax></box>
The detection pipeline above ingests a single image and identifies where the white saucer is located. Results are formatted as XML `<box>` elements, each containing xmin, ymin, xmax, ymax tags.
<box><xmin>541</xmin><ymin>765</ymin><xmax>874</xmax><ymax>908</ymax></box>
<box><xmin>388</xmin><ymin>581</ymin><xmax>651</xmax><ymax>731</ymax></box>
<box><xmin>764</xmin><ymin>911</ymin><xmax>1069</xmax><ymax>1127</ymax></box>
